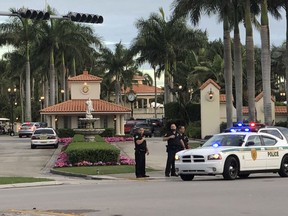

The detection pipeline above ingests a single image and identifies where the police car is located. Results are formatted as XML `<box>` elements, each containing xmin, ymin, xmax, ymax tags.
<box><xmin>175</xmin><ymin>132</ymin><xmax>288</xmax><ymax>181</ymax></box>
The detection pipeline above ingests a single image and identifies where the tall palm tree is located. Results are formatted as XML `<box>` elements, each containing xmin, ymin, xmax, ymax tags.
<box><xmin>98</xmin><ymin>42</ymin><xmax>135</xmax><ymax>104</ymax></box>
<box><xmin>0</xmin><ymin>11</ymin><xmax>39</xmax><ymax>121</ymax></box>
<box><xmin>133</xmin><ymin>8</ymin><xmax>197</xmax><ymax>104</ymax></box>
<box><xmin>173</xmin><ymin>0</ymin><xmax>234</xmax><ymax>128</ymax></box>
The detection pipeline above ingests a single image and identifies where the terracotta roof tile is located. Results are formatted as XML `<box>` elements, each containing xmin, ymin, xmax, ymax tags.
<box><xmin>133</xmin><ymin>75</ymin><xmax>145</xmax><ymax>80</ymax></box>
<box><xmin>68</xmin><ymin>70</ymin><xmax>103</xmax><ymax>82</ymax></box>
<box><xmin>199</xmin><ymin>79</ymin><xmax>221</xmax><ymax>90</ymax></box>
<box><xmin>255</xmin><ymin>92</ymin><xmax>275</xmax><ymax>102</ymax></box>
<box><xmin>123</xmin><ymin>84</ymin><xmax>163</xmax><ymax>94</ymax></box>
<box><xmin>275</xmin><ymin>106</ymin><xmax>287</xmax><ymax>114</ymax></box>
<box><xmin>41</xmin><ymin>99</ymin><xmax>130</xmax><ymax>114</ymax></box>
<box><xmin>220</xmin><ymin>94</ymin><xmax>234</xmax><ymax>102</ymax></box>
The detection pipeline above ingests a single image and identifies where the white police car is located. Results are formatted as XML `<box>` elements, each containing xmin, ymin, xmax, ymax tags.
<box><xmin>175</xmin><ymin>132</ymin><xmax>288</xmax><ymax>181</ymax></box>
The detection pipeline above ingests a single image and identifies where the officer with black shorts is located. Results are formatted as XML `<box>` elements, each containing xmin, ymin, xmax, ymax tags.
<box><xmin>163</xmin><ymin>123</ymin><xmax>184</xmax><ymax>177</ymax></box>
<box><xmin>134</xmin><ymin>127</ymin><xmax>149</xmax><ymax>178</ymax></box>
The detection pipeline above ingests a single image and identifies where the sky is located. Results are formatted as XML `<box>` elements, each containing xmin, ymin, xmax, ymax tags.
<box><xmin>0</xmin><ymin>0</ymin><xmax>286</xmax><ymax>86</ymax></box>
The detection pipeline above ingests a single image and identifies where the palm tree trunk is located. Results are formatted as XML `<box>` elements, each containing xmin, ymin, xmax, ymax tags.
<box><xmin>260</xmin><ymin>0</ymin><xmax>272</xmax><ymax>125</ymax></box>
<box><xmin>245</xmin><ymin>0</ymin><xmax>256</xmax><ymax>122</ymax></box>
<box><xmin>164</xmin><ymin>59</ymin><xmax>170</xmax><ymax>104</ymax></box>
<box><xmin>153</xmin><ymin>65</ymin><xmax>157</xmax><ymax>118</ymax></box>
<box><xmin>61</xmin><ymin>52</ymin><xmax>66</xmax><ymax>101</ymax></box>
<box><xmin>72</xmin><ymin>57</ymin><xmax>76</xmax><ymax>77</ymax></box>
<box><xmin>25</xmin><ymin>43</ymin><xmax>32</xmax><ymax>121</ymax></box>
<box><xmin>223</xmin><ymin>15</ymin><xmax>233</xmax><ymax>128</ymax></box>
<box><xmin>233</xmin><ymin>8</ymin><xmax>243</xmax><ymax>122</ymax></box>
<box><xmin>285</xmin><ymin>2</ymin><xmax>288</xmax><ymax>126</ymax></box>
<box><xmin>49</xmin><ymin>48</ymin><xmax>56</xmax><ymax>106</ymax></box>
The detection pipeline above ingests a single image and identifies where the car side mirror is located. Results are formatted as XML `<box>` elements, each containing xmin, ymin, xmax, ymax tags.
<box><xmin>246</xmin><ymin>141</ymin><xmax>255</xmax><ymax>146</ymax></box>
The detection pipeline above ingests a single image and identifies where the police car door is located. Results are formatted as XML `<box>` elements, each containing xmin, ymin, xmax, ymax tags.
<box><xmin>261</xmin><ymin>135</ymin><xmax>280</xmax><ymax>169</ymax></box>
<box><xmin>243</xmin><ymin>135</ymin><xmax>267</xmax><ymax>170</ymax></box>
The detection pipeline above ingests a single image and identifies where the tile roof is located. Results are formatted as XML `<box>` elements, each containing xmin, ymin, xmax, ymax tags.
<box><xmin>275</xmin><ymin>106</ymin><xmax>287</xmax><ymax>114</ymax></box>
<box><xmin>123</xmin><ymin>84</ymin><xmax>164</xmax><ymax>94</ymax></box>
<box><xmin>220</xmin><ymin>94</ymin><xmax>234</xmax><ymax>102</ymax></box>
<box><xmin>68</xmin><ymin>70</ymin><xmax>103</xmax><ymax>82</ymax></box>
<box><xmin>133</xmin><ymin>75</ymin><xmax>145</xmax><ymax>80</ymax></box>
<box><xmin>199</xmin><ymin>79</ymin><xmax>221</xmax><ymax>90</ymax></box>
<box><xmin>255</xmin><ymin>92</ymin><xmax>275</xmax><ymax>102</ymax></box>
<box><xmin>40</xmin><ymin>99</ymin><xmax>130</xmax><ymax>114</ymax></box>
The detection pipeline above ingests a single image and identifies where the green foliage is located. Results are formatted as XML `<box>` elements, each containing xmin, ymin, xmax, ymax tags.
<box><xmin>66</xmin><ymin>140</ymin><xmax>120</xmax><ymax>164</ymax></box>
<box><xmin>275</xmin><ymin>121</ymin><xmax>288</xmax><ymax>127</ymax></box>
<box><xmin>164</xmin><ymin>102</ymin><xmax>200</xmax><ymax>125</ymax></box>
<box><xmin>100</xmin><ymin>128</ymin><xmax>115</xmax><ymax>137</ymax></box>
<box><xmin>186</xmin><ymin>121</ymin><xmax>201</xmax><ymax>139</ymax></box>
<box><xmin>0</xmin><ymin>177</ymin><xmax>53</xmax><ymax>185</ymax></box>
<box><xmin>57</xmin><ymin>128</ymin><xmax>75</xmax><ymax>138</ymax></box>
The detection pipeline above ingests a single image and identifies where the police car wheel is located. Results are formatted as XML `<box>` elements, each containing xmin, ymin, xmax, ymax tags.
<box><xmin>223</xmin><ymin>156</ymin><xmax>239</xmax><ymax>180</ymax></box>
<box><xmin>278</xmin><ymin>155</ymin><xmax>288</xmax><ymax>177</ymax></box>
<box><xmin>180</xmin><ymin>174</ymin><xmax>194</xmax><ymax>181</ymax></box>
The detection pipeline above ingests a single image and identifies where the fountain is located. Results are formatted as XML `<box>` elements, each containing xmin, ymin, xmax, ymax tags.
<box><xmin>74</xmin><ymin>98</ymin><xmax>105</xmax><ymax>142</ymax></box>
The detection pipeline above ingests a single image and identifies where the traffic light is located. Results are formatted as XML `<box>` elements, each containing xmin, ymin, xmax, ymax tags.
<box><xmin>17</xmin><ymin>9</ymin><xmax>50</xmax><ymax>20</ymax></box>
<box><xmin>66</xmin><ymin>12</ymin><xmax>104</xmax><ymax>24</ymax></box>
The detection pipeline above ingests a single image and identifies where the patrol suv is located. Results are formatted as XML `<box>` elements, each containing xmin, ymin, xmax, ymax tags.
<box><xmin>175</xmin><ymin>132</ymin><xmax>288</xmax><ymax>181</ymax></box>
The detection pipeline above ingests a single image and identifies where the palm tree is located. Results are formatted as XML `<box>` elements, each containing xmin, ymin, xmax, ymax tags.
<box><xmin>0</xmin><ymin>10</ymin><xmax>39</xmax><ymax>121</ymax></box>
<box><xmin>173</xmin><ymin>0</ymin><xmax>234</xmax><ymax>128</ymax></box>
<box><xmin>133</xmin><ymin>8</ymin><xmax>197</xmax><ymax>104</ymax></box>
<box><xmin>98</xmin><ymin>42</ymin><xmax>135</xmax><ymax>104</ymax></box>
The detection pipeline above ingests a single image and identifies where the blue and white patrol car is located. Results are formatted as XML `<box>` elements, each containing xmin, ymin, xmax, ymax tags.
<box><xmin>175</xmin><ymin>132</ymin><xmax>288</xmax><ymax>181</ymax></box>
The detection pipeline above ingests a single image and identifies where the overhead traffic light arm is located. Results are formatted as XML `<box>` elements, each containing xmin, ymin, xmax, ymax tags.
<box><xmin>65</xmin><ymin>12</ymin><xmax>104</xmax><ymax>23</ymax></box>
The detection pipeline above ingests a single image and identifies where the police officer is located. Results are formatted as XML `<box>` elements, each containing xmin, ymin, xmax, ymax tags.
<box><xmin>178</xmin><ymin>125</ymin><xmax>189</xmax><ymax>150</ymax></box>
<box><xmin>163</xmin><ymin>123</ymin><xmax>183</xmax><ymax>177</ymax></box>
<box><xmin>134</xmin><ymin>127</ymin><xmax>149</xmax><ymax>178</ymax></box>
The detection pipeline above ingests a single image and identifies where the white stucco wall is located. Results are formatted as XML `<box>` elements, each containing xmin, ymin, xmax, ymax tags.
<box><xmin>201</xmin><ymin>84</ymin><xmax>220</xmax><ymax>139</ymax></box>
<box><xmin>70</xmin><ymin>82</ymin><xmax>101</xmax><ymax>100</ymax></box>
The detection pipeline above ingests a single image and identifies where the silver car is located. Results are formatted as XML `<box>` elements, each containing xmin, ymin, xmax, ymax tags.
<box><xmin>31</xmin><ymin>128</ymin><xmax>59</xmax><ymax>149</ymax></box>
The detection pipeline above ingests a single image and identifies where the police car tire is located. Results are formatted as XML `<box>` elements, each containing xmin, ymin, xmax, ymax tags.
<box><xmin>223</xmin><ymin>156</ymin><xmax>239</xmax><ymax>180</ymax></box>
<box><xmin>278</xmin><ymin>155</ymin><xmax>288</xmax><ymax>177</ymax></box>
<box><xmin>180</xmin><ymin>174</ymin><xmax>194</xmax><ymax>181</ymax></box>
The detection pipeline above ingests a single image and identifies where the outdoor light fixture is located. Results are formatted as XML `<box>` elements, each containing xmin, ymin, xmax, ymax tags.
<box><xmin>208</xmin><ymin>88</ymin><xmax>214</xmax><ymax>100</ymax></box>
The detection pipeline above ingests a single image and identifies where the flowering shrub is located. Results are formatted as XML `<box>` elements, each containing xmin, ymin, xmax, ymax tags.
<box><xmin>54</xmin><ymin>136</ymin><xmax>135</xmax><ymax>168</ymax></box>
<box><xmin>104</xmin><ymin>137</ymin><xmax>133</xmax><ymax>142</ymax></box>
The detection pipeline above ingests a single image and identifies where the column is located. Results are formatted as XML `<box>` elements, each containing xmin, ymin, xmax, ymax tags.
<box><xmin>115</xmin><ymin>114</ymin><xmax>121</xmax><ymax>136</ymax></box>
<box><xmin>120</xmin><ymin>115</ymin><xmax>125</xmax><ymax>135</ymax></box>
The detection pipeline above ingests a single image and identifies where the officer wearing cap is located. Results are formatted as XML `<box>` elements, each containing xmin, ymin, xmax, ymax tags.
<box><xmin>134</xmin><ymin>127</ymin><xmax>149</xmax><ymax>178</ymax></box>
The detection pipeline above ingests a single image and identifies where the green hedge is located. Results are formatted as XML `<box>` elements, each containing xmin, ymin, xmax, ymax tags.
<box><xmin>57</xmin><ymin>128</ymin><xmax>75</xmax><ymax>138</ymax></box>
<box><xmin>65</xmin><ymin>138</ymin><xmax>120</xmax><ymax>164</ymax></box>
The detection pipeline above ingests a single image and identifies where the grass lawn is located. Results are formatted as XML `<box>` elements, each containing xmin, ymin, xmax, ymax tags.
<box><xmin>0</xmin><ymin>177</ymin><xmax>54</xmax><ymax>185</ymax></box>
<box><xmin>54</xmin><ymin>165</ymin><xmax>155</xmax><ymax>175</ymax></box>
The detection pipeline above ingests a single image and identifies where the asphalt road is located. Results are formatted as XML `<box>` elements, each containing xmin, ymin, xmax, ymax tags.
<box><xmin>0</xmin><ymin>135</ymin><xmax>59</xmax><ymax>177</ymax></box>
<box><xmin>1</xmin><ymin>135</ymin><xmax>288</xmax><ymax>216</ymax></box>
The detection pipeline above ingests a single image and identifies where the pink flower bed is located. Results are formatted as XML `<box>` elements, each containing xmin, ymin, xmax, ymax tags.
<box><xmin>104</xmin><ymin>137</ymin><xmax>133</xmax><ymax>142</ymax></box>
<box><xmin>54</xmin><ymin>137</ymin><xmax>135</xmax><ymax>168</ymax></box>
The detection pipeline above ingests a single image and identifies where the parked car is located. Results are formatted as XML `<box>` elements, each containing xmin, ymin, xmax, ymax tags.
<box><xmin>258</xmin><ymin>126</ymin><xmax>288</xmax><ymax>143</ymax></box>
<box><xmin>131</xmin><ymin>122</ymin><xmax>153</xmax><ymax>137</ymax></box>
<box><xmin>147</xmin><ymin>118</ymin><xmax>163</xmax><ymax>127</ymax></box>
<box><xmin>18</xmin><ymin>122</ymin><xmax>40</xmax><ymax>138</ymax></box>
<box><xmin>31</xmin><ymin>128</ymin><xmax>59</xmax><ymax>149</ymax></box>
<box><xmin>124</xmin><ymin>119</ymin><xmax>145</xmax><ymax>134</ymax></box>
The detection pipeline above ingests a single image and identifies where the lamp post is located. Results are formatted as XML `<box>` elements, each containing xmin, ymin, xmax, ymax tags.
<box><xmin>60</xmin><ymin>89</ymin><xmax>65</xmax><ymax>102</ymax></box>
<box><xmin>8</xmin><ymin>87</ymin><xmax>17</xmax><ymax>136</ymax></box>
<box><xmin>39</xmin><ymin>96</ymin><xmax>45</xmax><ymax>122</ymax></box>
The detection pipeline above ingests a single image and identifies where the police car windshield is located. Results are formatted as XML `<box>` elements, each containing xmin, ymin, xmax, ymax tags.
<box><xmin>202</xmin><ymin>134</ymin><xmax>245</xmax><ymax>147</ymax></box>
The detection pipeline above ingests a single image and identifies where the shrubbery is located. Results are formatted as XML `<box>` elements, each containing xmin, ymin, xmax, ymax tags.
<box><xmin>66</xmin><ymin>139</ymin><xmax>120</xmax><ymax>164</ymax></box>
<box><xmin>57</xmin><ymin>128</ymin><xmax>75</xmax><ymax>138</ymax></box>
<box><xmin>100</xmin><ymin>128</ymin><xmax>115</xmax><ymax>137</ymax></box>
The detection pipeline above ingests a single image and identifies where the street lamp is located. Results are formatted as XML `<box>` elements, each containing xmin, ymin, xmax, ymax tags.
<box><xmin>7</xmin><ymin>87</ymin><xmax>17</xmax><ymax>136</ymax></box>
<box><xmin>60</xmin><ymin>89</ymin><xmax>65</xmax><ymax>102</ymax></box>
<box><xmin>39</xmin><ymin>96</ymin><xmax>45</xmax><ymax>122</ymax></box>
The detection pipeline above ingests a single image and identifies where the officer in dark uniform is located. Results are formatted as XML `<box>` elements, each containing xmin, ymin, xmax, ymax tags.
<box><xmin>178</xmin><ymin>125</ymin><xmax>189</xmax><ymax>150</ymax></box>
<box><xmin>163</xmin><ymin>123</ymin><xmax>183</xmax><ymax>177</ymax></box>
<box><xmin>134</xmin><ymin>127</ymin><xmax>149</xmax><ymax>178</ymax></box>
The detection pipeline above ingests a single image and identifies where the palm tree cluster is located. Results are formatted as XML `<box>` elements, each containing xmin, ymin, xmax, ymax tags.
<box><xmin>0</xmin><ymin>2</ymin><xmax>287</xmax><ymax>127</ymax></box>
